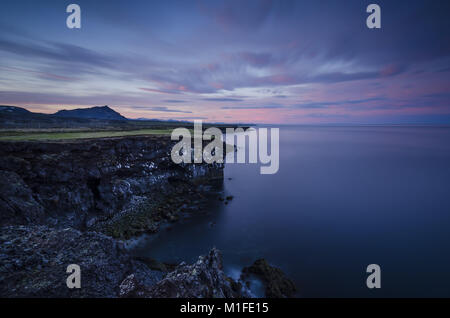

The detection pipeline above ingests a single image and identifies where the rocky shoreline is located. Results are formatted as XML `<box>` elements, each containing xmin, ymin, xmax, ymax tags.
<box><xmin>0</xmin><ymin>136</ymin><xmax>295</xmax><ymax>298</ymax></box>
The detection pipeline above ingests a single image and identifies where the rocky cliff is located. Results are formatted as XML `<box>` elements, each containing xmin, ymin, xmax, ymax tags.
<box><xmin>0</xmin><ymin>136</ymin><xmax>244</xmax><ymax>297</ymax></box>
<box><xmin>0</xmin><ymin>226</ymin><xmax>244</xmax><ymax>298</ymax></box>
<box><xmin>0</xmin><ymin>136</ymin><xmax>223</xmax><ymax>236</ymax></box>
<box><xmin>0</xmin><ymin>135</ymin><xmax>295</xmax><ymax>298</ymax></box>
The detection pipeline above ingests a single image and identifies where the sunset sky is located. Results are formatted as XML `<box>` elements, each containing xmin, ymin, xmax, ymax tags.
<box><xmin>0</xmin><ymin>0</ymin><xmax>449</xmax><ymax>124</ymax></box>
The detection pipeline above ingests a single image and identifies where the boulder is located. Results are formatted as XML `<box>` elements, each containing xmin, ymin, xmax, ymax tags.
<box><xmin>121</xmin><ymin>248</ymin><xmax>248</xmax><ymax>298</ymax></box>
<box><xmin>242</xmin><ymin>259</ymin><xmax>296</xmax><ymax>298</ymax></box>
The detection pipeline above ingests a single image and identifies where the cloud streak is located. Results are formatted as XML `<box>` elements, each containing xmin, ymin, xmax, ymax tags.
<box><xmin>0</xmin><ymin>0</ymin><xmax>449</xmax><ymax>124</ymax></box>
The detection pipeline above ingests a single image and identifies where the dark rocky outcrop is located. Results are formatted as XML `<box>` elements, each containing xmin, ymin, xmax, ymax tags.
<box><xmin>0</xmin><ymin>135</ymin><xmax>244</xmax><ymax>298</ymax></box>
<box><xmin>0</xmin><ymin>225</ymin><xmax>247</xmax><ymax>298</ymax></box>
<box><xmin>120</xmin><ymin>248</ymin><xmax>249</xmax><ymax>298</ymax></box>
<box><xmin>242</xmin><ymin>259</ymin><xmax>296</xmax><ymax>298</ymax></box>
<box><xmin>0</xmin><ymin>136</ymin><xmax>224</xmax><ymax>236</ymax></box>
<box><xmin>0</xmin><ymin>135</ymin><xmax>295</xmax><ymax>298</ymax></box>
<box><xmin>0</xmin><ymin>225</ymin><xmax>161</xmax><ymax>297</ymax></box>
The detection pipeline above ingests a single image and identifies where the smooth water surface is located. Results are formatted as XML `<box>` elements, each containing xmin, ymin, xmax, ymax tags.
<box><xmin>134</xmin><ymin>126</ymin><xmax>450</xmax><ymax>297</ymax></box>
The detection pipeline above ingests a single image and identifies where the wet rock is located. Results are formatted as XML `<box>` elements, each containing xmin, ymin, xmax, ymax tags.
<box><xmin>119</xmin><ymin>274</ymin><xmax>151</xmax><ymax>298</ymax></box>
<box><xmin>142</xmin><ymin>248</ymin><xmax>249</xmax><ymax>298</ymax></box>
<box><xmin>242</xmin><ymin>259</ymin><xmax>296</xmax><ymax>298</ymax></box>
<box><xmin>133</xmin><ymin>256</ymin><xmax>170</xmax><ymax>272</ymax></box>
<box><xmin>0</xmin><ymin>227</ymin><xmax>245</xmax><ymax>298</ymax></box>
<box><xmin>119</xmin><ymin>274</ymin><xmax>139</xmax><ymax>297</ymax></box>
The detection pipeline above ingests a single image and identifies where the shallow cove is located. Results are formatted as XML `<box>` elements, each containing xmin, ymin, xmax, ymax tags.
<box><xmin>132</xmin><ymin>126</ymin><xmax>450</xmax><ymax>297</ymax></box>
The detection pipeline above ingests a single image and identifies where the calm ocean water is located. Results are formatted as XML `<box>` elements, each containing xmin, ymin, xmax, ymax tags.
<box><xmin>134</xmin><ymin>126</ymin><xmax>450</xmax><ymax>297</ymax></box>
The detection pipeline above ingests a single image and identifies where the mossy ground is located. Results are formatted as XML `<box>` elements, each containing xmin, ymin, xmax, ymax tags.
<box><xmin>0</xmin><ymin>129</ymin><xmax>172</xmax><ymax>141</ymax></box>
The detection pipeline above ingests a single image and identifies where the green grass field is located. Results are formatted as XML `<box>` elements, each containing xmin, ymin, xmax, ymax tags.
<box><xmin>0</xmin><ymin>129</ymin><xmax>173</xmax><ymax>141</ymax></box>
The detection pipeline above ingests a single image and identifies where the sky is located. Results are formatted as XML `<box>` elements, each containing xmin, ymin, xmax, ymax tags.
<box><xmin>0</xmin><ymin>0</ymin><xmax>449</xmax><ymax>124</ymax></box>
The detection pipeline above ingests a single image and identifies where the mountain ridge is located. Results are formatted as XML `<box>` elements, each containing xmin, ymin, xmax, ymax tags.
<box><xmin>0</xmin><ymin>105</ymin><xmax>131</xmax><ymax>129</ymax></box>
<box><xmin>54</xmin><ymin>105</ymin><xmax>127</xmax><ymax>121</ymax></box>
<box><xmin>0</xmin><ymin>105</ymin><xmax>127</xmax><ymax>120</ymax></box>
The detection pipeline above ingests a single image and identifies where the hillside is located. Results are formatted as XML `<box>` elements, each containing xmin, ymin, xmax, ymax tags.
<box><xmin>0</xmin><ymin>105</ymin><xmax>132</xmax><ymax>129</ymax></box>
<box><xmin>54</xmin><ymin>105</ymin><xmax>127</xmax><ymax>121</ymax></box>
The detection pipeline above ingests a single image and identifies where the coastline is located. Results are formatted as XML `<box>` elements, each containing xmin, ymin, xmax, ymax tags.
<box><xmin>0</xmin><ymin>135</ymin><xmax>294</xmax><ymax>298</ymax></box>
